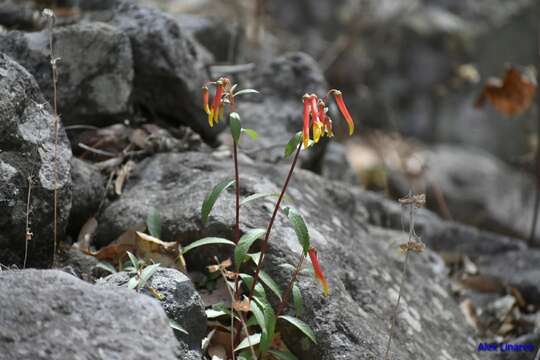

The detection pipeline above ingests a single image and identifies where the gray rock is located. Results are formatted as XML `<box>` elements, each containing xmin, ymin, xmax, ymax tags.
<box><xmin>0</xmin><ymin>53</ymin><xmax>72</xmax><ymax>267</ymax></box>
<box><xmin>0</xmin><ymin>21</ymin><xmax>134</xmax><ymax>126</ymax></box>
<box><xmin>320</xmin><ymin>142</ymin><xmax>358</xmax><ymax>184</ymax></box>
<box><xmin>67</xmin><ymin>158</ymin><xmax>104</xmax><ymax>237</ymax></box>
<box><xmin>0</xmin><ymin>269</ymin><xmax>181</xmax><ymax>360</ymax></box>
<box><xmin>101</xmin><ymin>1</ymin><xmax>216</xmax><ymax>141</ymax></box>
<box><xmin>388</xmin><ymin>145</ymin><xmax>538</xmax><ymax>243</ymax></box>
<box><xmin>476</xmin><ymin>249</ymin><xmax>540</xmax><ymax>305</ymax></box>
<box><xmin>99</xmin><ymin>267</ymin><xmax>206</xmax><ymax>354</ymax></box>
<box><xmin>96</xmin><ymin>151</ymin><xmax>480</xmax><ymax>359</ymax></box>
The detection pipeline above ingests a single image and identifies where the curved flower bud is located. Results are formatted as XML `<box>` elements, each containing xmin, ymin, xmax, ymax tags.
<box><xmin>331</xmin><ymin>89</ymin><xmax>354</xmax><ymax>135</ymax></box>
<box><xmin>302</xmin><ymin>94</ymin><xmax>312</xmax><ymax>149</ymax></box>
<box><xmin>308</xmin><ymin>247</ymin><xmax>329</xmax><ymax>297</ymax></box>
<box><xmin>211</xmin><ymin>80</ymin><xmax>225</xmax><ymax>126</ymax></box>
<box><xmin>202</xmin><ymin>86</ymin><xmax>210</xmax><ymax>115</ymax></box>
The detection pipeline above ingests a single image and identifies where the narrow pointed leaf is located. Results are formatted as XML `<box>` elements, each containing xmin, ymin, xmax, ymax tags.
<box><xmin>201</xmin><ymin>179</ymin><xmax>235</xmax><ymax>225</ymax></box>
<box><xmin>230</xmin><ymin>112</ymin><xmax>242</xmax><ymax>143</ymax></box>
<box><xmin>240</xmin><ymin>192</ymin><xmax>280</xmax><ymax>207</ymax></box>
<box><xmin>242</xmin><ymin>128</ymin><xmax>258</xmax><ymax>140</ymax></box>
<box><xmin>139</xmin><ymin>263</ymin><xmax>160</xmax><ymax>289</ymax></box>
<box><xmin>292</xmin><ymin>284</ymin><xmax>303</xmax><ymax>317</ymax></box>
<box><xmin>205</xmin><ymin>309</ymin><xmax>227</xmax><ymax>319</ymax></box>
<box><xmin>96</xmin><ymin>261</ymin><xmax>117</xmax><ymax>274</ymax></box>
<box><xmin>248</xmin><ymin>252</ymin><xmax>261</xmax><ymax>266</ymax></box>
<box><xmin>126</xmin><ymin>251</ymin><xmax>139</xmax><ymax>269</ymax></box>
<box><xmin>182</xmin><ymin>237</ymin><xmax>235</xmax><ymax>255</ymax></box>
<box><xmin>269</xmin><ymin>350</ymin><xmax>299</xmax><ymax>360</ymax></box>
<box><xmin>127</xmin><ymin>276</ymin><xmax>138</xmax><ymax>290</ymax></box>
<box><xmin>146</xmin><ymin>207</ymin><xmax>161</xmax><ymax>239</ymax></box>
<box><xmin>283</xmin><ymin>207</ymin><xmax>310</xmax><ymax>255</ymax></box>
<box><xmin>234</xmin><ymin>89</ymin><xmax>260</xmax><ymax>96</ymax></box>
<box><xmin>259</xmin><ymin>270</ymin><xmax>282</xmax><ymax>300</ymax></box>
<box><xmin>169</xmin><ymin>319</ymin><xmax>189</xmax><ymax>334</ymax></box>
<box><xmin>279</xmin><ymin>315</ymin><xmax>316</xmax><ymax>343</ymax></box>
<box><xmin>250</xmin><ymin>300</ymin><xmax>266</xmax><ymax>331</ymax></box>
<box><xmin>260</xmin><ymin>305</ymin><xmax>276</xmax><ymax>354</ymax></box>
<box><xmin>235</xmin><ymin>228</ymin><xmax>266</xmax><ymax>269</ymax></box>
<box><xmin>284</xmin><ymin>131</ymin><xmax>302</xmax><ymax>158</ymax></box>
<box><xmin>234</xmin><ymin>333</ymin><xmax>261</xmax><ymax>352</ymax></box>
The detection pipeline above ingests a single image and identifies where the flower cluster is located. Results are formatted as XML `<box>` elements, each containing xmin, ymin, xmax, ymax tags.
<box><xmin>202</xmin><ymin>77</ymin><xmax>232</xmax><ymax>127</ymax></box>
<box><xmin>302</xmin><ymin>90</ymin><xmax>355</xmax><ymax>148</ymax></box>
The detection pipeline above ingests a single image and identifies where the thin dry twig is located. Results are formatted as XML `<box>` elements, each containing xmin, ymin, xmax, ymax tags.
<box><xmin>384</xmin><ymin>192</ymin><xmax>425</xmax><ymax>360</ymax></box>
<box><xmin>23</xmin><ymin>175</ymin><xmax>34</xmax><ymax>269</ymax></box>
<box><xmin>43</xmin><ymin>8</ymin><xmax>60</xmax><ymax>263</ymax></box>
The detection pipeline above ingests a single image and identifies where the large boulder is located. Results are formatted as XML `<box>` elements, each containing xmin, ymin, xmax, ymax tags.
<box><xmin>95</xmin><ymin>151</ymin><xmax>481</xmax><ymax>359</ymax></box>
<box><xmin>0</xmin><ymin>21</ymin><xmax>134</xmax><ymax>126</ymax></box>
<box><xmin>100</xmin><ymin>268</ymin><xmax>206</xmax><ymax>357</ymax></box>
<box><xmin>0</xmin><ymin>269</ymin><xmax>183</xmax><ymax>360</ymax></box>
<box><xmin>0</xmin><ymin>53</ymin><xmax>72</xmax><ymax>267</ymax></box>
<box><xmin>91</xmin><ymin>1</ymin><xmax>217</xmax><ymax>140</ymax></box>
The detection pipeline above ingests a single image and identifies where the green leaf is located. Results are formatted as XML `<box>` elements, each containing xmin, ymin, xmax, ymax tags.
<box><xmin>242</xmin><ymin>128</ymin><xmax>258</xmax><ymax>140</ymax></box>
<box><xmin>205</xmin><ymin>309</ymin><xmax>228</xmax><ymax>319</ymax></box>
<box><xmin>126</xmin><ymin>251</ymin><xmax>139</xmax><ymax>269</ymax></box>
<box><xmin>269</xmin><ymin>350</ymin><xmax>299</xmax><ymax>360</ymax></box>
<box><xmin>240</xmin><ymin>192</ymin><xmax>280</xmax><ymax>207</ymax></box>
<box><xmin>234</xmin><ymin>333</ymin><xmax>261</xmax><ymax>352</ymax></box>
<box><xmin>182</xmin><ymin>237</ymin><xmax>235</xmax><ymax>255</ymax></box>
<box><xmin>248</xmin><ymin>252</ymin><xmax>261</xmax><ymax>267</ymax></box>
<box><xmin>169</xmin><ymin>319</ymin><xmax>189</xmax><ymax>335</ymax></box>
<box><xmin>250</xmin><ymin>300</ymin><xmax>266</xmax><ymax>331</ymax></box>
<box><xmin>127</xmin><ymin>276</ymin><xmax>139</xmax><ymax>290</ymax></box>
<box><xmin>146</xmin><ymin>207</ymin><xmax>161</xmax><ymax>239</ymax></box>
<box><xmin>259</xmin><ymin>271</ymin><xmax>282</xmax><ymax>300</ymax></box>
<box><xmin>292</xmin><ymin>284</ymin><xmax>303</xmax><ymax>317</ymax></box>
<box><xmin>279</xmin><ymin>315</ymin><xmax>316</xmax><ymax>344</ymax></box>
<box><xmin>284</xmin><ymin>131</ymin><xmax>302</xmax><ymax>158</ymax></box>
<box><xmin>235</xmin><ymin>228</ymin><xmax>266</xmax><ymax>269</ymax></box>
<box><xmin>260</xmin><ymin>305</ymin><xmax>276</xmax><ymax>355</ymax></box>
<box><xmin>237</xmin><ymin>350</ymin><xmax>256</xmax><ymax>360</ymax></box>
<box><xmin>239</xmin><ymin>274</ymin><xmax>267</xmax><ymax>301</ymax></box>
<box><xmin>230</xmin><ymin>112</ymin><xmax>242</xmax><ymax>143</ymax></box>
<box><xmin>234</xmin><ymin>89</ymin><xmax>260</xmax><ymax>97</ymax></box>
<box><xmin>201</xmin><ymin>178</ymin><xmax>235</xmax><ymax>225</ymax></box>
<box><xmin>139</xmin><ymin>263</ymin><xmax>160</xmax><ymax>289</ymax></box>
<box><xmin>96</xmin><ymin>261</ymin><xmax>117</xmax><ymax>274</ymax></box>
<box><xmin>283</xmin><ymin>207</ymin><xmax>310</xmax><ymax>255</ymax></box>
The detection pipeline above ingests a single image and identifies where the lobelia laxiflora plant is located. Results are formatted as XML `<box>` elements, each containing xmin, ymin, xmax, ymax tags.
<box><xmin>183</xmin><ymin>77</ymin><xmax>355</xmax><ymax>359</ymax></box>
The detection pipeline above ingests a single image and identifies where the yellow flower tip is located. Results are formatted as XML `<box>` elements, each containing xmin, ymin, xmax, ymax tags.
<box><xmin>204</xmin><ymin>104</ymin><xmax>211</xmax><ymax>115</ymax></box>
<box><xmin>322</xmin><ymin>280</ymin><xmax>330</xmax><ymax>297</ymax></box>
<box><xmin>313</xmin><ymin>121</ymin><xmax>322</xmax><ymax>143</ymax></box>
<box><xmin>208</xmin><ymin>110</ymin><xmax>214</xmax><ymax>127</ymax></box>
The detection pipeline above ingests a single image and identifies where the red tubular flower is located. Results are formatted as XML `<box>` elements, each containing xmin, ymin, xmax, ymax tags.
<box><xmin>318</xmin><ymin>99</ymin><xmax>333</xmax><ymax>137</ymax></box>
<box><xmin>331</xmin><ymin>90</ymin><xmax>354</xmax><ymax>135</ymax></box>
<box><xmin>308</xmin><ymin>247</ymin><xmax>329</xmax><ymax>297</ymax></box>
<box><xmin>210</xmin><ymin>80</ymin><xmax>225</xmax><ymax>127</ymax></box>
<box><xmin>302</xmin><ymin>94</ymin><xmax>311</xmax><ymax>148</ymax></box>
<box><xmin>310</xmin><ymin>94</ymin><xmax>323</xmax><ymax>143</ymax></box>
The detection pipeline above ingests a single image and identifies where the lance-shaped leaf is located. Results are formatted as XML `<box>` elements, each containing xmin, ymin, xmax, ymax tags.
<box><xmin>240</xmin><ymin>192</ymin><xmax>289</xmax><ymax>207</ymax></box>
<box><xmin>201</xmin><ymin>178</ymin><xmax>235</xmax><ymax>225</ymax></box>
<box><xmin>279</xmin><ymin>315</ymin><xmax>316</xmax><ymax>344</ymax></box>
<box><xmin>230</xmin><ymin>112</ymin><xmax>242</xmax><ymax>143</ymax></box>
<box><xmin>242</xmin><ymin>128</ymin><xmax>258</xmax><ymax>140</ymax></box>
<box><xmin>260</xmin><ymin>304</ymin><xmax>276</xmax><ymax>355</ymax></box>
<box><xmin>139</xmin><ymin>263</ymin><xmax>160</xmax><ymax>289</ymax></box>
<box><xmin>269</xmin><ymin>350</ymin><xmax>299</xmax><ymax>360</ymax></box>
<box><xmin>234</xmin><ymin>333</ymin><xmax>261</xmax><ymax>352</ymax></box>
<box><xmin>234</xmin><ymin>89</ymin><xmax>260</xmax><ymax>97</ymax></box>
<box><xmin>284</xmin><ymin>131</ymin><xmax>302</xmax><ymax>158</ymax></box>
<box><xmin>259</xmin><ymin>270</ymin><xmax>282</xmax><ymax>301</ymax></box>
<box><xmin>292</xmin><ymin>284</ymin><xmax>303</xmax><ymax>317</ymax></box>
<box><xmin>146</xmin><ymin>207</ymin><xmax>161</xmax><ymax>239</ymax></box>
<box><xmin>283</xmin><ymin>207</ymin><xmax>310</xmax><ymax>255</ymax></box>
<box><xmin>235</xmin><ymin>228</ymin><xmax>266</xmax><ymax>269</ymax></box>
<box><xmin>182</xmin><ymin>237</ymin><xmax>235</xmax><ymax>255</ymax></box>
<box><xmin>250</xmin><ymin>300</ymin><xmax>266</xmax><ymax>332</ymax></box>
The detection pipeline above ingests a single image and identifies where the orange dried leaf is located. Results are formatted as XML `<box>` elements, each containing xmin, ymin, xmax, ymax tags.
<box><xmin>475</xmin><ymin>66</ymin><xmax>536</xmax><ymax>117</ymax></box>
<box><xmin>233</xmin><ymin>298</ymin><xmax>251</xmax><ymax>312</ymax></box>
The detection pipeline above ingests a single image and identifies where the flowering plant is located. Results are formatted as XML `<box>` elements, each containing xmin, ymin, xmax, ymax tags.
<box><xmin>186</xmin><ymin>77</ymin><xmax>355</xmax><ymax>359</ymax></box>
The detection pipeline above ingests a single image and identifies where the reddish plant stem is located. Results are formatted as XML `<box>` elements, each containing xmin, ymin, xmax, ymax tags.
<box><xmin>276</xmin><ymin>254</ymin><xmax>305</xmax><ymax>316</ymax></box>
<box><xmin>247</xmin><ymin>144</ymin><xmax>302</xmax><ymax>302</ymax></box>
<box><xmin>233</xmin><ymin>141</ymin><xmax>241</xmax><ymax>245</ymax></box>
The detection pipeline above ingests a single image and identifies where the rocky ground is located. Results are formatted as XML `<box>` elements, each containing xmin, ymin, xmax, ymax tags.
<box><xmin>0</xmin><ymin>1</ymin><xmax>539</xmax><ymax>360</ymax></box>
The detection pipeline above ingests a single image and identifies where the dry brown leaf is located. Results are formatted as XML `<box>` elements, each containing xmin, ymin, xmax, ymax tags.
<box><xmin>207</xmin><ymin>258</ymin><xmax>232</xmax><ymax>273</ymax></box>
<box><xmin>458</xmin><ymin>275</ymin><xmax>505</xmax><ymax>294</ymax></box>
<box><xmin>475</xmin><ymin>66</ymin><xmax>536</xmax><ymax>116</ymax></box>
<box><xmin>91</xmin><ymin>225</ymin><xmax>145</xmax><ymax>264</ymax></box>
<box><xmin>233</xmin><ymin>298</ymin><xmax>251</xmax><ymax>312</ymax></box>
<box><xmin>75</xmin><ymin>217</ymin><xmax>98</xmax><ymax>252</ymax></box>
<box><xmin>135</xmin><ymin>231</ymin><xmax>186</xmax><ymax>272</ymax></box>
<box><xmin>460</xmin><ymin>299</ymin><xmax>481</xmax><ymax>331</ymax></box>
<box><xmin>114</xmin><ymin>160</ymin><xmax>136</xmax><ymax>195</ymax></box>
